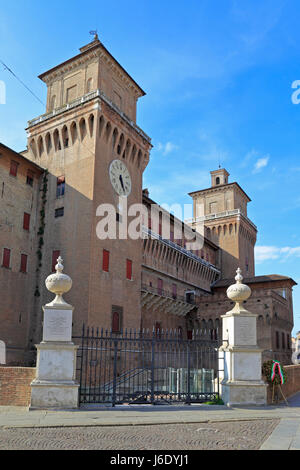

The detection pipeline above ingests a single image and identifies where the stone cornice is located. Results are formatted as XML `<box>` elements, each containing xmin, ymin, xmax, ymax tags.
<box><xmin>189</xmin><ymin>182</ymin><xmax>251</xmax><ymax>203</ymax></box>
<box><xmin>39</xmin><ymin>41</ymin><xmax>145</xmax><ymax>99</ymax></box>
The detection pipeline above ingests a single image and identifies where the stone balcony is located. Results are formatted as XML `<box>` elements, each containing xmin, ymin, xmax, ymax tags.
<box><xmin>141</xmin><ymin>283</ymin><xmax>197</xmax><ymax>317</ymax></box>
<box><xmin>26</xmin><ymin>89</ymin><xmax>151</xmax><ymax>144</ymax></box>
<box><xmin>185</xmin><ymin>209</ymin><xmax>257</xmax><ymax>231</ymax></box>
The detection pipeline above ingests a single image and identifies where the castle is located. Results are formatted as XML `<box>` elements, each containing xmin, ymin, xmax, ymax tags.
<box><xmin>0</xmin><ymin>35</ymin><xmax>296</xmax><ymax>366</ymax></box>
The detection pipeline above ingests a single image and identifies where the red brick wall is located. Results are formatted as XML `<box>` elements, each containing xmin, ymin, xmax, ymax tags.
<box><xmin>0</xmin><ymin>367</ymin><xmax>36</xmax><ymax>406</ymax></box>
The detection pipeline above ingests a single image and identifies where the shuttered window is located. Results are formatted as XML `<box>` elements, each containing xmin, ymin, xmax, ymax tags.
<box><xmin>126</xmin><ymin>259</ymin><xmax>132</xmax><ymax>280</ymax></box>
<box><xmin>23</xmin><ymin>213</ymin><xmax>30</xmax><ymax>231</ymax></box>
<box><xmin>10</xmin><ymin>160</ymin><xmax>18</xmax><ymax>177</ymax></box>
<box><xmin>52</xmin><ymin>250</ymin><xmax>60</xmax><ymax>272</ymax></box>
<box><xmin>20</xmin><ymin>254</ymin><xmax>28</xmax><ymax>273</ymax></box>
<box><xmin>102</xmin><ymin>249</ymin><xmax>110</xmax><ymax>272</ymax></box>
<box><xmin>2</xmin><ymin>248</ymin><xmax>11</xmax><ymax>268</ymax></box>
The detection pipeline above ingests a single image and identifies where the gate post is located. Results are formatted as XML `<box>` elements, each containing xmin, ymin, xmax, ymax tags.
<box><xmin>30</xmin><ymin>257</ymin><xmax>79</xmax><ymax>409</ymax></box>
<box><xmin>218</xmin><ymin>268</ymin><xmax>267</xmax><ymax>406</ymax></box>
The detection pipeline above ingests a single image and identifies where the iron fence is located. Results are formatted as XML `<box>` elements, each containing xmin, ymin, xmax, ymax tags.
<box><xmin>73</xmin><ymin>325</ymin><xmax>221</xmax><ymax>406</ymax></box>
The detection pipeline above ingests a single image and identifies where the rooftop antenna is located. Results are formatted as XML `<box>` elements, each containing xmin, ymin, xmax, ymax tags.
<box><xmin>218</xmin><ymin>152</ymin><xmax>221</xmax><ymax>169</ymax></box>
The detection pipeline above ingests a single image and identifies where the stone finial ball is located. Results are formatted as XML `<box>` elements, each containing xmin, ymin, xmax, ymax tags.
<box><xmin>45</xmin><ymin>256</ymin><xmax>72</xmax><ymax>296</ymax></box>
<box><xmin>226</xmin><ymin>283</ymin><xmax>251</xmax><ymax>303</ymax></box>
<box><xmin>45</xmin><ymin>272</ymin><xmax>72</xmax><ymax>296</ymax></box>
<box><xmin>226</xmin><ymin>267</ymin><xmax>251</xmax><ymax>303</ymax></box>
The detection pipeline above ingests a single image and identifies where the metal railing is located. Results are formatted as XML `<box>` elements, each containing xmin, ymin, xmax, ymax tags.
<box><xmin>142</xmin><ymin>226</ymin><xmax>221</xmax><ymax>274</ymax></box>
<box><xmin>141</xmin><ymin>283</ymin><xmax>195</xmax><ymax>304</ymax></box>
<box><xmin>185</xmin><ymin>209</ymin><xmax>257</xmax><ymax>231</ymax></box>
<box><xmin>74</xmin><ymin>324</ymin><xmax>220</xmax><ymax>406</ymax></box>
<box><xmin>27</xmin><ymin>89</ymin><xmax>151</xmax><ymax>144</ymax></box>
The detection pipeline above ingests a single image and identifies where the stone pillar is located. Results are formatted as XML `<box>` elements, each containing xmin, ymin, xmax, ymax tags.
<box><xmin>30</xmin><ymin>257</ymin><xmax>79</xmax><ymax>409</ymax></box>
<box><xmin>219</xmin><ymin>268</ymin><xmax>267</xmax><ymax>406</ymax></box>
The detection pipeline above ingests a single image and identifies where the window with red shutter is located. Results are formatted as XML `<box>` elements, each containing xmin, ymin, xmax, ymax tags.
<box><xmin>102</xmin><ymin>249</ymin><xmax>109</xmax><ymax>272</ymax></box>
<box><xmin>126</xmin><ymin>259</ymin><xmax>132</xmax><ymax>280</ymax></box>
<box><xmin>52</xmin><ymin>250</ymin><xmax>60</xmax><ymax>272</ymax></box>
<box><xmin>20</xmin><ymin>254</ymin><xmax>28</xmax><ymax>273</ymax></box>
<box><xmin>112</xmin><ymin>312</ymin><xmax>120</xmax><ymax>333</ymax></box>
<box><xmin>23</xmin><ymin>212</ymin><xmax>30</xmax><ymax>231</ymax></box>
<box><xmin>2</xmin><ymin>248</ymin><xmax>10</xmax><ymax>268</ymax></box>
<box><xmin>10</xmin><ymin>160</ymin><xmax>18</xmax><ymax>177</ymax></box>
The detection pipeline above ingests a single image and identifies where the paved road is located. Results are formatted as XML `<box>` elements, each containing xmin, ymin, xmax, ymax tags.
<box><xmin>0</xmin><ymin>420</ymin><xmax>279</xmax><ymax>450</ymax></box>
<box><xmin>2</xmin><ymin>393</ymin><xmax>300</xmax><ymax>450</ymax></box>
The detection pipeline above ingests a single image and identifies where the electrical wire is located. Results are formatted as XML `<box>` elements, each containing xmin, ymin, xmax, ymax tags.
<box><xmin>0</xmin><ymin>59</ymin><xmax>45</xmax><ymax>106</ymax></box>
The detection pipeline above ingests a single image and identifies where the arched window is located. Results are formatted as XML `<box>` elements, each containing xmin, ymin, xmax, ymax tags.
<box><xmin>88</xmin><ymin>114</ymin><xmax>94</xmax><ymax>137</ymax></box>
<box><xmin>38</xmin><ymin>136</ymin><xmax>44</xmax><ymax>157</ymax></box>
<box><xmin>53</xmin><ymin>129</ymin><xmax>61</xmax><ymax>151</ymax></box>
<box><xmin>79</xmin><ymin>118</ymin><xmax>87</xmax><ymax>141</ymax></box>
<box><xmin>216</xmin><ymin>177</ymin><xmax>220</xmax><ymax>185</ymax></box>
<box><xmin>30</xmin><ymin>139</ymin><xmax>37</xmax><ymax>158</ymax></box>
<box><xmin>70</xmin><ymin>122</ymin><xmax>78</xmax><ymax>144</ymax></box>
<box><xmin>105</xmin><ymin>122</ymin><xmax>112</xmax><ymax>142</ymax></box>
<box><xmin>112</xmin><ymin>128</ymin><xmax>118</xmax><ymax>150</ymax></box>
<box><xmin>45</xmin><ymin>132</ymin><xmax>52</xmax><ymax>153</ymax></box>
<box><xmin>62</xmin><ymin>125</ymin><xmax>69</xmax><ymax>148</ymax></box>
<box><xmin>99</xmin><ymin>116</ymin><xmax>105</xmax><ymax>137</ymax></box>
<box><xmin>117</xmin><ymin>134</ymin><xmax>124</xmax><ymax>155</ymax></box>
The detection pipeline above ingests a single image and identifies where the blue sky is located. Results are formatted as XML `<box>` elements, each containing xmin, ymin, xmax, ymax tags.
<box><xmin>1</xmin><ymin>0</ymin><xmax>300</xmax><ymax>333</ymax></box>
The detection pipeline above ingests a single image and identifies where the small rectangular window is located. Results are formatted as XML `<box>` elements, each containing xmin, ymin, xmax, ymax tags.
<box><xmin>52</xmin><ymin>250</ymin><xmax>60</xmax><ymax>272</ymax></box>
<box><xmin>55</xmin><ymin>207</ymin><xmax>64</xmax><ymax>218</ymax></box>
<box><xmin>111</xmin><ymin>306</ymin><xmax>123</xmax><ymax>333</ymax></box>
<box><xmin>126</xmin><ymin>259</ymin><xmax>132</xmax><ymax>280</ymax></box>
<box><xmin>2</xmin><ymin>248</ymin><xmax>11</xmax><ymax>268</ymax></box>
<box><xmin>20</xmin><ymin>254</ymin><xmax>28</xmax><ymax>273</ymax></box>
<box><xmin>103</xmin><ymin>249</ymin><xmax>110</xmax><ymax>272</ymax></box>
<box><xmin>10</xmin><ymin>160</ymin><xmax>18</xmax><ymax>177</ymax></box>
<box><xmin>23</xmin><ymin>212</ymin><xmax>30</xmax><ymax>231</ymax></box>
<box><xmin>26</xmin><ymin>170</ymin><xmax>34</xmax><ymax>186</ymax></box>
<box><xmin>56</xmin><ymin>176</ymin><xmax>65</xmax><ymax>198</ymax></box>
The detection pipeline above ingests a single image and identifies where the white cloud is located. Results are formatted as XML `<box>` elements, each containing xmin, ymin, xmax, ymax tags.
<box><xmin>255</xmin><ymin>245</ymin><xmax>300</xmax><ymax>263</ymax></box>
<box><xmin>156</xmin><ymin>141</ymin><xmax>179</xmax><ymax>156</ymax></box>
<box><xmin>253</xmin><ymin>156</ymin><xmax>270</xmax><ymax>173</ymax></box>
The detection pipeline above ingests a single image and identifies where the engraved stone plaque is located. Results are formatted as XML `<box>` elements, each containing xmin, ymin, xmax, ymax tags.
<box><xmin>43</xmin><ymin>308</ymin><xmax>72</xmax><ymax>342</ymax></box>
<box><xmin>234</xmin><ymin>316</ymin><xmax>256</xmax><ymax>346</ymax></box>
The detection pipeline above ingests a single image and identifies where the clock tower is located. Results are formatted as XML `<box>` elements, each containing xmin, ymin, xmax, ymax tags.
<box><xmin>24</xmin><ymin>35</ymin><xmax>152</xmax><ymax>343</ymax></box>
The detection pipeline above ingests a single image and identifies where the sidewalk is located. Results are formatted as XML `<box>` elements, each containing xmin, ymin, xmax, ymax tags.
<box><xmin>1</xmin><ymin>394</ymin><xmax>300</xmax><ymax>449</ymax></box>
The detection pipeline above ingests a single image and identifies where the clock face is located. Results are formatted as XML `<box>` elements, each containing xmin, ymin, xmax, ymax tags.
<box><xmin>109</xmin><ymin>159</ymin><xmax>132</xmax><ymax>197</ymax></box>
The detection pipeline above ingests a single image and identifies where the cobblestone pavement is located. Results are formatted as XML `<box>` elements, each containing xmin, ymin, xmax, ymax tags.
<box><xmin>0</xmin><ymin>419</ymin><xmax>279</xmax><ymax>450</ymax></box>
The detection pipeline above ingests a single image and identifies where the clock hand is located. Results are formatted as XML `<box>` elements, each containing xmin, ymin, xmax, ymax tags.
<box><xmin>119</xmin><ymin>174</ymin><xmax>125</xmax><ymax>192</ymax></box>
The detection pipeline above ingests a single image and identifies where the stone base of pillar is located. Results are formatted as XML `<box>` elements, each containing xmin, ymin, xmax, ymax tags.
<box><xmin>30</xmin><ymin>381</ymin><xmax>79</xmax><ymax>409</ymax></box>
<box><xmin>30</xmin><ymin>342</ymin><xmax>79</xmax><ymax>410</ymax></box>
<box><xmin>220</xmin><ymin>380</ymin><xmax>268</xmax><ymax>407</ymax></box>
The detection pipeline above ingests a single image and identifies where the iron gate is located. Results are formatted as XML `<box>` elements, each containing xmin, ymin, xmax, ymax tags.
<box><xmin>74</xmin><ymin>325</ymin><xmax>220</xmax><ymax>406</ymax></box>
